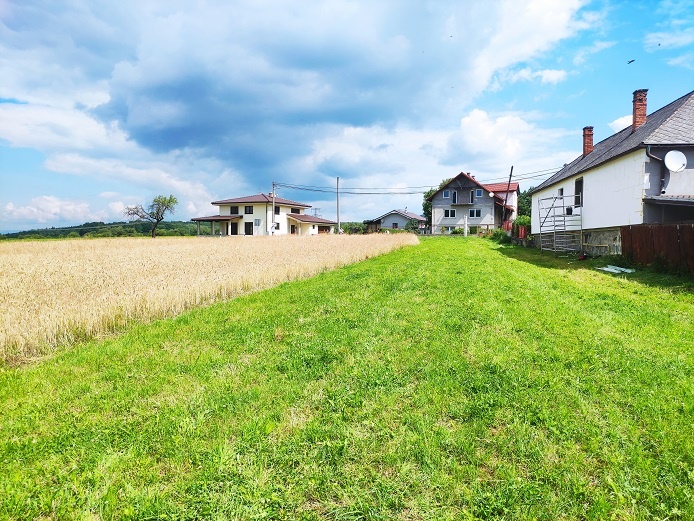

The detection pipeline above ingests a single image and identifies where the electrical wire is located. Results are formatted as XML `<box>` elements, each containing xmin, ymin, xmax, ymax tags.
<box><xmin>274</xmin><ymin>166</ymin><xmax>562</xmax><ymax>195</ymax></box>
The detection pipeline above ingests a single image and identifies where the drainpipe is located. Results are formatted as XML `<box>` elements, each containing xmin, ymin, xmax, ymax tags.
<box><xmin>646</xmin><ymin>146</ymin><xmax>666</xmax><ymax>194</ymax></box>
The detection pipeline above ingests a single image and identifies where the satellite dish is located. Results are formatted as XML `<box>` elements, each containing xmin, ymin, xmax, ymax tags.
<box><xmin>664</xmin><ymin>150</ymin><xmax>687</xmax><ymax>173</ymax></box>
<box><xmin>488</xmin><ymin>192</ymin><xmax>495</xmax><ymax>198</ymax></box>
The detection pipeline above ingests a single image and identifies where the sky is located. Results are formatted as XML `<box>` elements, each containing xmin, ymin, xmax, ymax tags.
<box><xmin>1</xmin><ymin>0</ymin><xmax>694</xmax><ymax>232</ymax></box>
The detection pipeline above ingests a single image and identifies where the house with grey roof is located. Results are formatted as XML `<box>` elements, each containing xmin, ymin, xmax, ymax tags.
<box><xmin>426</xmin><ymin>172</ymin><xmax>515</xmax><ymax>234</ymax></box>
<box><xmin>192</xmin><ymin>193</ymin><xmax>336</xmax><ymax>236</ymax></box>
<box><xmin>531</xmin><ymin>88</ymin><xmax>694</xmax><ymax>254</ymax></box>
<box><xmin>364</xmin><ymin>209</ymin><xmax>426</xmax><ymax>233</ymax></box>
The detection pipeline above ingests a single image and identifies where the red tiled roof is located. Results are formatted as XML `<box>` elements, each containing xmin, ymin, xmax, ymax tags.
<box><xmin>483</xmin><ymin>182</ymin><xmax>519</xmax><ymax>192</ymax></box>
<box><xmin>212</xmin><ymin>193</ymin><xmax>310</xmax><ymax>207</ymax></box>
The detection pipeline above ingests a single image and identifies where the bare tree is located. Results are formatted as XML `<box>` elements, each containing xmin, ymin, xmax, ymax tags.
<box><xmin>124</xmin><ymin>195</ymin><xmax>178</xmax><ymax>238</ymax></box>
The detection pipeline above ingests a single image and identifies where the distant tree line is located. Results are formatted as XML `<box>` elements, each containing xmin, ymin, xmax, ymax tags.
<box><xmin>0</xmin><ymin>220</ymin><xmax>211</xmax><ymax>241</ymax></box>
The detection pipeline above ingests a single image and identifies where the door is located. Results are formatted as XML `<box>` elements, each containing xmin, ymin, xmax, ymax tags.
<box><xmin>291</xmin><ymin>224</ymin><xmax>296</xmax><ymax>235</ymax></box>
<box><xmin>244</xmin><ymin>222</ymin><xmax>254</xmax><ymax>235</ymax></box>
<box><xmin>230</xmin><ymin>222</ymin><xmax>238</xmax><ymax>235</ymax></box>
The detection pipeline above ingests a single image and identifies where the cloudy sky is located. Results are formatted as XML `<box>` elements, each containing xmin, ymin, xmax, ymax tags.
<box><xmin>1</xmin><ymin>0</ymin><xmax>693</xmax><ymax>231</ymax></box>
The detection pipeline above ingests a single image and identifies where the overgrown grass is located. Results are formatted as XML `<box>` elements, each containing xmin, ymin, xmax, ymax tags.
<box><xmin>1</xmin><ymin>237</ymin><xmax>692</xmax><ymax>520</ymax></box>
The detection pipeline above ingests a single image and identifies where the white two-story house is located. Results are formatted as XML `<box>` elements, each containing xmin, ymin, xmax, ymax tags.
<box><xmin>427</xmin><ymin>172</ymin><xmax>515</xmax><ymax>234</ymax></box>
<box><xmin>192</xmin><ymin>193</ymin><xmax>336</xmax><ymax>236</ymax></box>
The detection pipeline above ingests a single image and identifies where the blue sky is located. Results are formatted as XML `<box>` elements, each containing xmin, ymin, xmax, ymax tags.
<box><xmin>1</xmin><ymin>0</ymin><xmax>693</xmax><ymax>232</ymax></box>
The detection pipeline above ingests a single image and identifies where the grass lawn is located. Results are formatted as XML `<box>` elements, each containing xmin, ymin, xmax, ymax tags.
<box><xmin>1</xmin><ymin>237</ymin><xmax>693</xmax><ymax>520</ymax></box>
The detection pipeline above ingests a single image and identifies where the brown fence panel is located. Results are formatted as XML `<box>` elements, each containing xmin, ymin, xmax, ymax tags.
<box><xmin>620</xmin><ymin>224</ymin><xmax>694</xmax><ymax>273</ymax></box>
<box><xmin>653</xmin><ymin>225</ymin><xmax>681</xmax><ymax>267</ymax></box>
<box><xmin>681</xmin><ymin>225</ymin><xmax>694</xmax><ymax>273</ymax></box>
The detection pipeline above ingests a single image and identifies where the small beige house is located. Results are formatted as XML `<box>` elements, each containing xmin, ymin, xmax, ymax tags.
<box><xmin>192</xmin><ymin>193</ymin><xmax>336</xmax><ymax>236</ymax></box>
<box><xmin>364</xmin><ymin>209</ymin><xmax>426</xmax><ymax>233</ymax></box>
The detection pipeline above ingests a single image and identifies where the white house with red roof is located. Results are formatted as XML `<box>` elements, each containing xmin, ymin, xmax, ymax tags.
<box><xmin>426</xmin><ymin>172</ymin><xmax>516</xmax><ymax>234</ymax></box>
<box><xmin>192</xmin><ymin>193</ymin><xmax>336</xmax><ymax>236</ymax></box>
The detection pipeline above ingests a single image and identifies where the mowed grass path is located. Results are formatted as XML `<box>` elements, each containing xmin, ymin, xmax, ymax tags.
<box><xmin>1</xmin><ymin>237</ymin><xmax>693</xmax><ymax>520</ymax></box>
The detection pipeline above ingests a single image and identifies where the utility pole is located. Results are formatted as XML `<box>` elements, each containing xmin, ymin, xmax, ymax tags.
<box><xmin>503</xmin><ymin>166</ymin><xmax>513</xmax><ymax>227</ymax></box>
<box><xmin>271</xmin><ymin>181</ymin><xmax>276</xmax><ymax>235</ymax></box>
<box><xmin>336</xmin><ymin>176</ymin><xmax>341</xmax><ymax>234</ymax></box>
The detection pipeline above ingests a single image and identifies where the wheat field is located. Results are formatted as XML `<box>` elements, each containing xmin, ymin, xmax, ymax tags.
<box><xmin>0</xmin><ymin>234</ymin><xmax>418</xmax><ymax>364</ymax></box>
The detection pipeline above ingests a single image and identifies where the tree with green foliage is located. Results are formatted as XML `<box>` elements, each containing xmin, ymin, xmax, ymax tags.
<box><xmin>124</xmin><ymin>195</ymin><xmax>178</xmax><ymax>238</ymax></box>
<box><xmin>404</xmin><ymin>219</ymin><xmax>420</xmax><ymax>233</ymax></box>
<box><xmin>341</xmin><ymin>222</ymin><xmax>367</xmax><ymax>234</ymax></box>
<box><xmin>517</xmin><ymin>187</ymin><xmax>533</xmax><ymax>217</ymax></box>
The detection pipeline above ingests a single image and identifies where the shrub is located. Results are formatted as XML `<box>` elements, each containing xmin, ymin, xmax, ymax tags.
<box><xmin>489</xmin><ymin>228</ymin><xmax>511</xmax><ymax>244</ymax></box>
<box><xmin>514</xmin><ymin>215</ymin><xmax>531</xmax><ymax>227</ymax></box>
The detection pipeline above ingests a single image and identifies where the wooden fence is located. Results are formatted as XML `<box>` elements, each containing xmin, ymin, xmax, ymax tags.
<box><xmin>621</xmin><ymin>224</ymin><xmax>694</xmax><ymax>273</ymax></box>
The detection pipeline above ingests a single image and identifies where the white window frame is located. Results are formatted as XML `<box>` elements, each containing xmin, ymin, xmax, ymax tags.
<box><xmin>452</xmin><ymin>190</ymin><xmax>458</xmax><ymax>204</ymax></box>
<box><xmin>469</xmin><ymin>208</ymin><xmax>481</xmax><ymax>218</ymax></box>
<box><xmin>442</xmin><ymin>190</ymin><xmax>450</xmax><ymax>198</ymax></box>
<box><xmin>444</xmin><ymin>209</ymin><xmax>456</xmax><ymax>218</ymax></box>
<box><xmin>475</xmin><ymin>189</ymin><xmax>483</xmax><ymax>197</ymax></box>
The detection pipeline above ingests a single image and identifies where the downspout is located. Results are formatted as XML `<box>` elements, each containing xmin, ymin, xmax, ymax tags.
<box><xmin>646</xmin><ymin>146</ymin><xmax>666</xmax><ymax>194</ymax></box>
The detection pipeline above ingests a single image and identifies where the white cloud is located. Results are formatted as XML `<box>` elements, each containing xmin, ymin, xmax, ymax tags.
<box><xmin>444</xmin><ymin>109</ymin><xmax>578</xmax><ymax>182</ymax></box>
<box><xmin>608</xmin><ymin>114</ymin><xmax>632</xmax><ymax>133</ymax></box>
<box><xmin>573</xmin><ymin>40</ymin><xmax>615</xmax><ymax>65</ymax></box>
<box><xmin>3</xmin><ymin>196</ymin><xmax>107</xmax><ymax>225</ymax></box>
<box><xmin>645</xmin><ymin>28</ymin><xmax>694</xmax><ymax>50</ymax></box>
<box><xmin>667</xmin><ymin>53</ymin><xmax>694</xmax><ymax>69</ymax></box>
<box><xmin>473</xmin><ymin>0</ymin><xmax>590</xmax><ymax>90</ymax></box>
<box><xmin>506</xmin><ymin>68</ymin><xmax>567</xmax><ymax>84</ymax></box>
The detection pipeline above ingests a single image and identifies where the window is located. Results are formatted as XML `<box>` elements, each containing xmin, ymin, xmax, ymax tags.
<box><xmin>476</xmin><ymin>189</ymin><xmax>483</xmax><ymax>197</ymax></box>
<box><xmin>469</xmin><ymin>208</ymin><xmax>481</xmax><ymax>218</ymax></box>
<box><xmin>244</xmin><ymin>206</ymin><xmax>253</xmax><ymax>214</ymax></box>
<box><xmin>558</xmin><ymin>188</ymin><xmax>564</xmax><ymax>198</ymax></box>
<box><xmin>444</xmin><ymin>209</ymin><xmax>456</xmax><ymax>218</ymax></box>
<box><xmin>470</xmin><ymin>190</ymin><xmax>474</xmax><ymax>203</ymax></box>
<box><xmin>443</xmin><ymin>190</ymin><xmax>450</xmax><ymax>198</ymax></box>
<box><xmin>254</xmin><ymin>219</ymin><xmax>261</xmax><ymax>226</ymax></box>
<box><xmin>392</xmin><ymin>223</ymin><xmax>398</xmax><ymax>229</ymax></box>
<box><xmin>451</xmin><ymin>191</ymin><xmax>458</xmax><ymax>204</ymax></box>
<box><xmin>275</xmin><ymin>222</ymin><xmax>280</xmax><ymax>231</ymax></box>
<box><xmin>230</xmin><ymin>206</ymin><xmax>239</xmax><ymax>214</ymax></box>
<box><xmin>574</xmin><ymin>178</ymin><xmax>583</xmax><ymax>207</ymax></box>
<box><xmin>274</xmin><ymin>206</ymin><xmax>280</xmax><ymax>215</ymax></box>
<box><xmin>290</xmin><ymin>208</ymin><xmax>300</xmax><ymax>214</ymax></box>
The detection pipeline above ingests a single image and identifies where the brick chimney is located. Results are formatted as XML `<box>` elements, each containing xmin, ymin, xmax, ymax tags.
<box><xmin>582</xmin><ymin>126</ymin><xmax>594</xmax><ymax>156</ymax></box>
<box><xmin>632</xmin><ymin>89</ymin><xmax>648</xmax><ymax>132</ymax></box>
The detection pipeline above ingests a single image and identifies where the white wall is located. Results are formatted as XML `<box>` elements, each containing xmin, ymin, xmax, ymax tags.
<box><xmin>532</xmin><ymin>149</ymin><xmax>647</xmax><ymax>232</ymax></box>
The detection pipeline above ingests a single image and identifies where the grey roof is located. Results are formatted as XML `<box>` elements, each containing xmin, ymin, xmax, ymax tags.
<box><xmin>365</xmin><ymin>209</ymin><xmax>426</xmax><ymax>223</ymax></box>
<box><xmin>534</xmin><ymin>89</ymin><xmax>694</xmax><ymax>192</ymax></box>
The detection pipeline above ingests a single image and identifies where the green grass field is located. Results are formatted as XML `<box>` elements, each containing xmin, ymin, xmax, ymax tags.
<box><xmin>1</xmin><ymin>237</ymin><xmax>693</xmax><ymax>520</ymax></box>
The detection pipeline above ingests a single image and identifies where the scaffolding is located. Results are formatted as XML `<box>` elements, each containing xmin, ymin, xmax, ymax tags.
<box><xmin>538</xmin><ymin>194</ymin><xmax>583</xmax><ymax>254</ymax></box>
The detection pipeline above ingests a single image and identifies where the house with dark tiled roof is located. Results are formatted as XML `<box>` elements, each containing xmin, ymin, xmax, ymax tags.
<box><xmin>531</xmin><ymin>89</ymin><xmax>694</xmax><ymax>254</ymax></box>
<box><xmin>426</xmin><ymin>172</ymin><xmax>515</xmax><ymax>234</ymax></box>
<box><xmin>364</xmin><ymin>209</ymin><xmax>426</xmax><ymax>233</ymax></box>
<box><xmin>192</xmin><ymin>193</ymin><xmax>336</xmax><ymax>236</ymax></box>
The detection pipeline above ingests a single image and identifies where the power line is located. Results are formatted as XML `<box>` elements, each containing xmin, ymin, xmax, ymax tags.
<box><xmin>274</xmin><ymin>166</ymin><xmax>562</xmax><ymax>196</ymax></box>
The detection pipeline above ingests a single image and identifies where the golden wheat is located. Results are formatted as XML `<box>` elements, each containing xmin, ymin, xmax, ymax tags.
<box><xmin>0</xmin><ymin>234</ymin><xmax>418</xmax><ymax>363</ymax></box>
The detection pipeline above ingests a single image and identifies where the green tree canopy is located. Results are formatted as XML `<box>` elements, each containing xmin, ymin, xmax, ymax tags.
<box><xmin>517</xmin><ymin>187</ymin><xmax>533</xmax><ymax>217</ymax></box>
<box><xmin>124</xmin><ymin>195</ymin><xmax>179</xmax><ymax>238</ymax></box>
